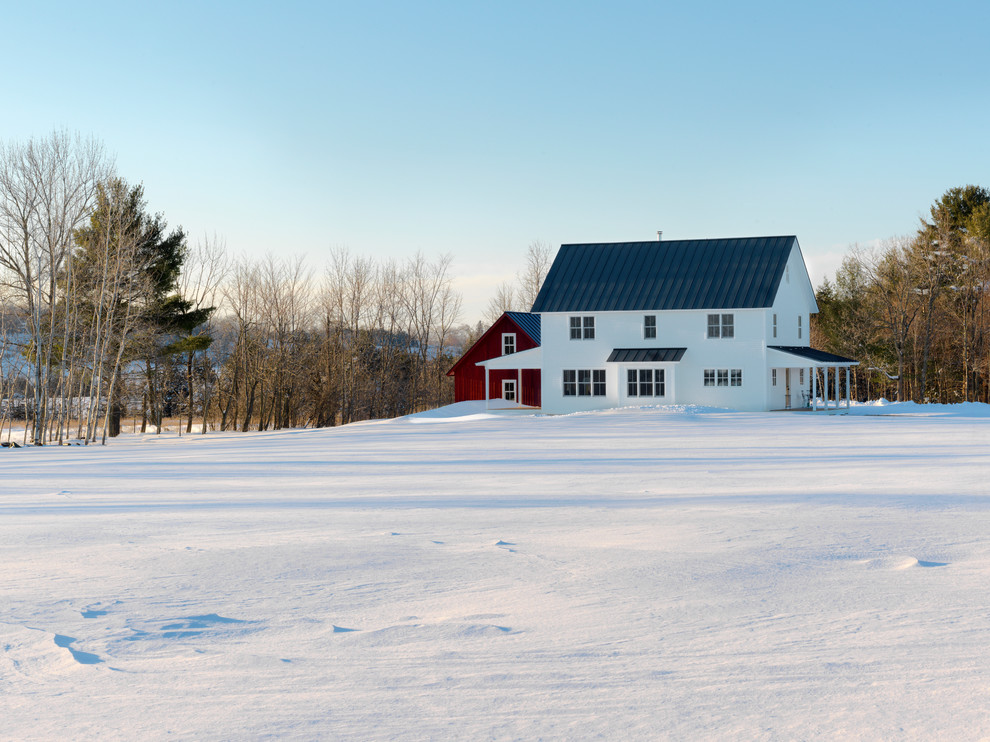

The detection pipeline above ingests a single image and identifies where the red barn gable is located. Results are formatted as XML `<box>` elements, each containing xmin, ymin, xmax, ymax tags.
<box><xmin>447</xmin><ymin>312</ymin><xmax>541</xmax><ymax>407</ymax></box>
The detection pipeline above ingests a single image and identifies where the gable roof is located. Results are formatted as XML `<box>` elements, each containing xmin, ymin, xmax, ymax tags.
<box><xmin>504</xmin><ymin>311</ymin><xmax>541</xmax><ymax>345</ymax></box>
<box><xmin>446</xmin><ymin>312</ymin><xmax>541</xmax><ymax>377</ymax></box>
<box><xmin>530</xmin><ymin>236</ymin><xmax>797</xmax><ymax>313</ymax></box>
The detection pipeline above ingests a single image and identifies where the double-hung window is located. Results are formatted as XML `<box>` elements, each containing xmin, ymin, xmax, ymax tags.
<box><xmin>627</xmin><ymin>369</ymin><xmax>665</xmax><ymax>397</ymax></box>
<box><xmin>577</xmin><ymin>369</ymin><xmax>592</xmax><ymax>396</ymax></box>
<box><xmin>563</xmin><ymin>370</ymin><xmax>576</xmax><ymax>396</ymax></box>
<box><xmin>707</xmin><ymin>313</ymin><xmax>734</xmax><ymax>338</ymax></box>
<box><xmin>502</xmin><ymin>333</ymin><xmax>516</xmax><ymax>355</ymax></box>
<box><xmin>592</xmin><ymin>370</ymin><xmax>606</xmax><ymax>396</ymax></box>
<box><xmin>798</xmin><ymin>315</ymin><xmax>802</xmax><ymax>339</ymax></box>
<box><xmin>772</xmin><ymin>313</ymin><xmax>777</xmax><ymax>339</ymax></box>
<box><xmin>569</xmin><ymin>316</ymin><xmax>595</xmax><ymax>340</ymax></box>
<box><xmin>644</xmin><ymin>315</ymin><xmax>656</xmax><ymax>339</ymax></box>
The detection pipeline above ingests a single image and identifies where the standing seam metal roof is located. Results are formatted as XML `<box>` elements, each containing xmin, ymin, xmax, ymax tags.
<box><xmin>606</xmin><ymin>348</ymin><xmax>687</xmax><ymax>363</ymax></box>
<box><xmin>504</xmin><ymin>311</ymin><xmax>541</xmax><ymax>345</ymax></box>
<box><xmin>530</xmin><ymin>236</ymin><xmax>797</xmax><ymax>312</ymax></box>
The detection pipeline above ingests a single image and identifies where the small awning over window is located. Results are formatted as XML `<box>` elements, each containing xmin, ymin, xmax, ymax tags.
<box><xmin>767</xmin><ymin>346</ymin><xmax>858</xmax><ymax>366</ymax></box>
<box><xmin>606</xmin><ymin>348</ymin><xmax>687</xmax><ymax>363</ymax></box>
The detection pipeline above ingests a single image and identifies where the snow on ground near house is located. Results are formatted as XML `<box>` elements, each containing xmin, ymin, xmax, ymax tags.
<box><xmin>2</xmin><ymin>405</ymin><xmax>989</xmax><ymax>740</ymax></box>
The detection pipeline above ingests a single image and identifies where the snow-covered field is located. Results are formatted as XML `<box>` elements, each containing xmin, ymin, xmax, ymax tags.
<box><xmin>2</xmin><ymin>402</ymin><xmax>989</xmax><ymax>740</ymax></box>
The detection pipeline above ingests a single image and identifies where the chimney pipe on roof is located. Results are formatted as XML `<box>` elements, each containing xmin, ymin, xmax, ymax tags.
<box><xmin>657</xmin><ymin>230</ymin><xmax>663</xmax><ymax>241</ymax></box>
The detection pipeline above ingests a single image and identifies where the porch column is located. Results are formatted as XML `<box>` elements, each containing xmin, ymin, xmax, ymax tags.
<box><xmin>517</xmin><ymin>368</ymin><xmax>522</xmax><ymax>406</ymax></box>
<box><xmin>845</xmin><ymin>367</ymin><xmax>851</xmax><ymax>409</ymax></box>
<box><xmin>484</xmin><ymin>368</ymin><xmax>490</xmax><ymax>409</ymax></box>
<box><xmin>834</xmin><ymin>366</ymin><xmax>840</xmax><ymax>411</ymax></box>
<box><xmin>812</xmin><ymin>366</ymin><xmax>818</xmax><ymax>411</ymax></box>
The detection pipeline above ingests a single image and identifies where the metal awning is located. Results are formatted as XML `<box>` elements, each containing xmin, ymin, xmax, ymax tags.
<box><xmin>606</xmin><ymin>348</ymin><xmax>687</xmax><ymax>363</ymax></box>
<box><xmin>767</xmin><ymin>346</ymin><xmax>858</xmax><ymax>367</ymax></box>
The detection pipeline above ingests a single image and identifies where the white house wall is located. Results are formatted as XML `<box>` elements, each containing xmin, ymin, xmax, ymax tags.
<box><xmin>540</xmin><ymin>309</ymin><xmax>772</xmax><ymax>414</ymax></box>
<box><xmin>768</xmin><ymin>242</ymin><xmax>818</xmax><ymax>347</ymax></box>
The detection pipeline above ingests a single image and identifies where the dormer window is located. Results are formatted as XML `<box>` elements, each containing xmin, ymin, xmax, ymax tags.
<box><xmin>502</xmin><ymin>333</ymin><xmax>516</xmax><ymax>355</ymax></box>
<box><xmin>644</xmin><ymin>315</ymin><xmax>656</xmax><ymax>339</ymax></box>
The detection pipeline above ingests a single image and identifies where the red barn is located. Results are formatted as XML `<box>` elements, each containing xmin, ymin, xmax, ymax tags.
<box><xmin>447</xmin><ymin>312</ymin><xmax>541</xmax><ymax>408</ymax></box>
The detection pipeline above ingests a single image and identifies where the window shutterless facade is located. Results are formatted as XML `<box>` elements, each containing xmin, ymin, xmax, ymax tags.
<box><xmin>569</xmin><ymin>316</ymin><xmax>595</xmax><ymax>340</ymax></box>
<box><xmin>502</xmin><ymin>333</ymin><xmax>516</xmax><ymax>355</ymax></box>
<box><xmin>627</xmin><ymin>369</ymin><xmax>665</xmax><ymax>397</ymax></box>
<box><xmin>798</xmin><ymin>315</ymin><xmax>802</xmax><ymax>339</ymax></box>
<box><xmin>644</xmin><ymin>315</ymin><xmax>656</xmax><ymax>339</ymax></box>
<box><xmin>563</xmin><ymin>369</ymin><xmax>606</xmax><ymax>396</ymax></box>
<box><xmin>772</xmin><ymin>313</ymin><xmax>777</xmax><ymax>338</ymax></box>
<box><xmin>772</xmin><ymin>369</ymin><xmax>777</xmax><ymax>386</ymax></box>
<box><xmin>707</xmin><ymin>313</ymin><xmax>734</xmax><ymax>338</ymax></box>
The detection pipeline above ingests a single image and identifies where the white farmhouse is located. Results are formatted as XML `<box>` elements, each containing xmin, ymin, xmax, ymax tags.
<box><xmin>459</xmin><ymin>236</ymin><xmax>858</xmax><ymax>413</ymax></box>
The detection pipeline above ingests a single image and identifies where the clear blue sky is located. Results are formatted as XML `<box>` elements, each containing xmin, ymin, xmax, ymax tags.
<box><xmin>7</xmin><ymin>0</ymin><xmax>989</xmax><ymax>321</ymax></box>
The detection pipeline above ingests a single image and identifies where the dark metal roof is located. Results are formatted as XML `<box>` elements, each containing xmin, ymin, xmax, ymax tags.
<box><xmin>530</xmin><ymin>236</ymin><xmax>797</xmax><ymax>312</ymax></box>
<box><xmin>606</xmin><ymin>348</ymin><xmax>687</xmax><ymax>363</ymax></box>
<box><xmin>505</xmin><ymin>311</ymin><xmax>541</xmax><ymax>345</ymax></box>
<box><xmin>768</xmin><ymin>346</ymin><xmax>859</xmax><ymax>364</ymax></box>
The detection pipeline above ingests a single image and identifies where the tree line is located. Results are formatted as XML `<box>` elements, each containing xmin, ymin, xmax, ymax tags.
<box><xmin>813</xmin><ymin>185</ymin><xmax>990</xmax><ymax>404</ymax></box>
<box><xmin>0</xmin><ymin>132</ymin><xmax>467</xmax><ymax>444</ymax></box>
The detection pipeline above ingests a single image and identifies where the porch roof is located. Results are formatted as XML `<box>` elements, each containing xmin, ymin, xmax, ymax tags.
<box><xmin>767</xmin><ymin>346</ymin><xmax>859</xmax><ymax>367</ymax></box>
<box><xmin>606</xmin><ymin>348</ymin><xmax>687</xmax><ymax>363</ymax></box>
<box><xmin>476</xmin><ymin>346</ymin><xmax>543</xmax><ymax>370</ymax></box>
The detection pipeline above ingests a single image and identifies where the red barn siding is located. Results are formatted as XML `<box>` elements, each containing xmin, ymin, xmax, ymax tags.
<box><xmin>447</xmin><ymin>314</ymin><xmax>540</xmax><ymax>406</ymax></box>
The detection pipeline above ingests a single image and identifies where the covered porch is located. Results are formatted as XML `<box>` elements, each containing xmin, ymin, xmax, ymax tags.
<box><xmin>767</xmin><ymin>346</ymin><xmax>860</xmax><ymax>412</ymax></box>
<box><xmin>476</xmin><ymin>347</ymin><xmax>542</xmax><ymax>410</ymax></box>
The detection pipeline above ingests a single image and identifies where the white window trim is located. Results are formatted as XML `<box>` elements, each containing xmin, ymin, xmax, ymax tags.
<box><xmin>705</xmin><ymin>368</ymin><xmax>743</xmax><ymax>388</ymax></box>
<box><xmin>563</xmin><ymin>368</ymin><xmax>606</xmax><ymax>396</ymax></box>
<box><xmin>707</xmin><ymin>313</ymin><xmax>734</xmax><ymax>339</ymax></box>
<box><xmin>626</xmin><ymin>368</ymin><xmax>666</xmax><ymax>397</ymax></box>
<box><xmin>502</xmin><ymin>378</ymin><xmax>516</xmax><ymax>402</ymax></box>
<box><xmin>644</xmin><ymin>315</ymin><xmax>657</xmax><ymax>340</ymax></box>
<box><xmin>502</xmin><ymin>333</ymin><xmax>516</xmax><ymax>355</ymax></box>
<box><xmin>569</xmin><ymin>316</ymin><xmax>595</xmax><ymax>340</ymax></box>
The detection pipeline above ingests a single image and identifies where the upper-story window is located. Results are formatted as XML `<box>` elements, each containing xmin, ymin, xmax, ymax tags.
<box><xmin>502</xmin><ymin>333</ymin><xmax>516</xmax><ymax>355</ymax></box>
<box><xmin>772</xmin><ymin>313</ymin><xmax>777</xmax><ymax>339</ymax></box>
<box><xmin>797</xmin><ymin>315</ymin><xmax>802</xmax><ymax>339</ymax></box>
<box><xmin>569</xmin><ymin>316</ymin><xmax>595</xmax><ymax>340</ymax></box>
<box><xmin>644</xmin><ymin>315</ymin><xmax>656</xmax><ymax>339</ymax></box>
<box><xmin>707</xmin><ymin>313</ymin><xmax>734</xmax><ymax>339</ymax></box>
